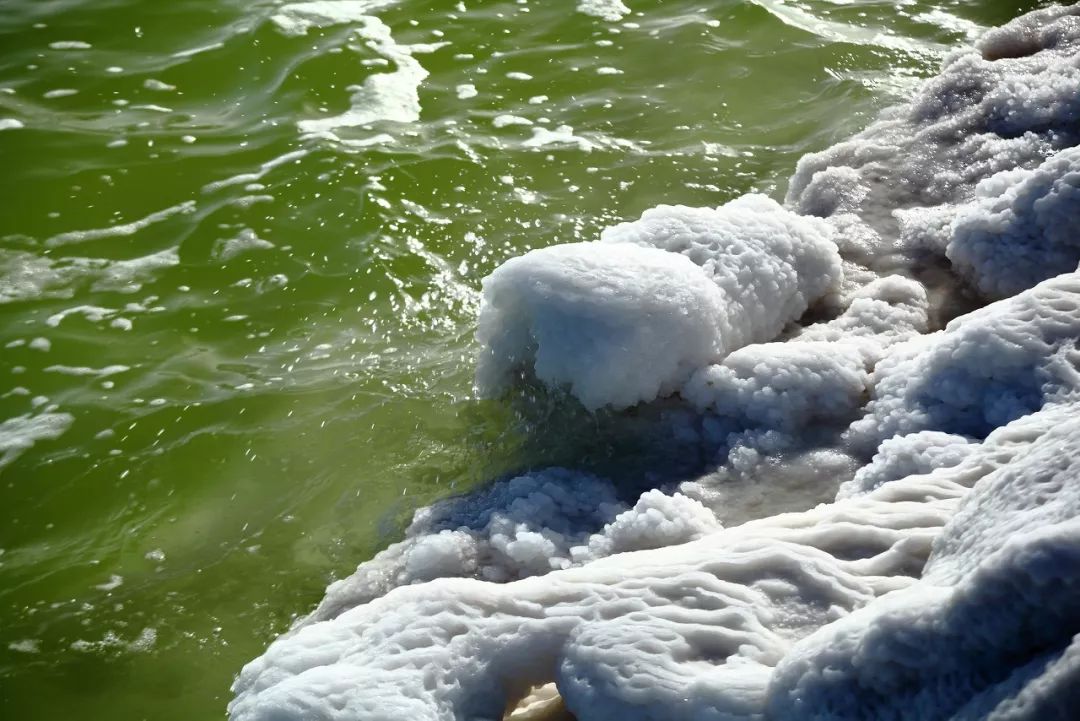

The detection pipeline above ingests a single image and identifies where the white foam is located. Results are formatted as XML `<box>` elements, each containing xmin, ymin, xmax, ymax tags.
<box><xmin>576</xmin><ymin>0</ymin><xmax>630</xmax><ymax>23</ymax></box>
<box><xmin>203</xmin><ymin>149</ymin><xmax>309</xmax><ymax>193</ymax></box>
<box><xmin>492</xmin><ymin>114</ymin><xmax>533</xmax><ymax>128</ymax></box>
<box><xmin>44</xmin><ymin>365</ymin><xmax>131</xmax><ymax>377</ymax></box>
<box><xmin>0</xmin><ymin>413</ymin><xmax>73</xmax><ymax>471</ymax></box>
<box><xmin>277</xmin><ymin>10</ymin><xmax>441</xmax><ymax>136</ymax></box>
<box><xmin>213</xmin><ymin>229</ymin><xmax>275</xmax><ymax>261</ymax></box>
<box><xmin>270</xmin><ymin>1</ymin><xmax>397</xmax><ymax>37</ymax></box>
<box><xmin>48</xmin><ymin>41</ymin><xmax>92</xmax><ymax>50</ymax></box>
<box><xmin>45</xmin><ymin>201</ymin><xmax>195</xmax><ymax>248</ymax></box>
<box><xmin>142</xmin><ymin>78</ymin><xmax>176</xmax><ymax>92</ymax></box>
<box><xmin>0</xmin><ymin>246</ymin><xmax>176</xmax><ymax>305</ymax></box>
<box><xmin>45</xmin><ymin>306</ymin><xmax>118</xmax><ymax>327</ymax></box>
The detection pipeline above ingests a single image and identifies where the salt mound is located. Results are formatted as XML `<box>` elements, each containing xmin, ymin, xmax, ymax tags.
<box><xmin>476</xmin><ymin>195</ymin><xmax>841</xmax><ymax>410</ymax></box>
<box><xmin>789</xmin><ymin>3</ymin><xmax>1080</xmax><ymax>310</ymax></box>
<box><xmin>475</xmin><ymin>242</ymin><xmax>731</xmax><ymax>410</ymax></box>
<box><xmin>848</xmin><ymin>272</ymin><xmax>1080</xmax><ymax>447</ymax></box>
<box><xmin>904</xmin><ymin>146</ymin><xmax>1080</xmax><ymax>299</ymax></box>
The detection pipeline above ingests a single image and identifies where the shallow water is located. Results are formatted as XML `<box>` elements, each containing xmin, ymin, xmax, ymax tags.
<box><xmin>0</xmin><ymin>1</ymin><xmax>1044</xmax><ymax>718</ymax></box>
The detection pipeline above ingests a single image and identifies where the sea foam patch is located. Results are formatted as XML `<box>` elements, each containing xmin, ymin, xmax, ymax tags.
<box><xmin>271</xmin><ymin>1</ymin><xmax>445</xmax><ymax>138</ymax></box>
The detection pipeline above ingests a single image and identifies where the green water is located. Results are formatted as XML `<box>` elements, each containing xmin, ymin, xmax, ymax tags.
<box><xmin>0</xmin><ymin>1</ymin><xmax>1043</xmax><ymax>718</ymax></box>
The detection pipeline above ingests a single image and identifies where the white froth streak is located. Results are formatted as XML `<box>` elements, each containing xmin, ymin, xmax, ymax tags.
<box><xmin>45</xmin><ymin>305</ymin><xmax>118</xmax><ymax>327</ymax></box>
<box><xmin>171</xmin><ymin>42</ymin><xmax>225</xmax><ymax>59</ymax></box>
<box><xmin>202</xmin><ymin>149</ymin><xmax>309</xmax><ymax>194</ymax></box>
<box><xmin>44</xmin><ymin>201</ymin><xmax>196</xmax><ymax>248</ymax></box>
<box><xmin>521</xmin><ymin>124</ymin><xmax>644</xmax><ymax>153</ymax></box>
<box><xmin>270</xmin><ymin>2</ymin><xmax>443</xmax><ymax>137</ymax></box>
<box><xmin>270</xmin><ymin>0</ymin><xmax>398</xmax><ymax>37</ymax></box>
<box><xmin>297</xmin><ymin>28</ymin><xmax>446</xmax><ymax>134</ymax></box>
<box><xmin>44</xmin><ymin>364</ymin><xmax>131</xmax><ymax>378</ymax></box>
<box><xmin>0</xmin><ymin>413</ymin><xmax>74</xmax><ymax>471</ymax></box>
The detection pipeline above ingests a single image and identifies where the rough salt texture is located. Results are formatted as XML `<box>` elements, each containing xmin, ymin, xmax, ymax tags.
<box><xmin>836</xmin><ymin>430</ymin><xmax>973</xmax><ymax>500</ymax></box>
<box><xmin>476</xmin><ymin>195</ymin><xmax>841</xmax><ymax>410</ymax></box>
<box><xmin>684</xmin><ymin>275</ymin><xmax>927</xmax><ymax>434</ymax></box>
<box><xmin>231</xmin><ymin>313</ymin><xmax>1080</xmax><ymax>720</ymax></box>
<box><xmin>847</xmin><ymin>272</ymin><xmax>1080</xmax><ymax>449</ymax></box>
<box><xmin>599</xmin><ymin>196</ymin><xmax>842</xmax><ymax>345</ymax></box>
<box><xmin>788</xmin><ymin>3</ymin><xmax>1080</xmax><ymax>311</ymax></box>
<box><xmin>903</xmin><ymin>146</ymin><xmax>1080</xmax><ymax>299</ymax></box>
<box><xmin>305</xmin><ymin>470</ymin><xmax>621</xmax><ymax>623</ymax></box>
<box><xmin>769</xmin><ymin>407</ymin><xmax>1080</xmax><ymax>721</ymax></box>
<box><xmin>231</xmin><ymin>477</ymin><xmax>951</xmax><ymax>721</ymax></box>
<box><xmin>305</xmin><ymin>472</ymin><xmax>720</xmax><ymax>626</ymax></box>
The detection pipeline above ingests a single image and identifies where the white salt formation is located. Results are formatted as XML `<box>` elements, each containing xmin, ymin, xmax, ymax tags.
<box><xmin>232</xmin><ymin>5</ymin><xmax>1080</xmax><ymax>721</ymax></box>
<box><xmin>476</xmin><ymin>196</ymin><xmax>841</xmax><ymax>410</ymax></box>
<box><xmin>916</xmin><ymin>146</ymin><xmax>1080</xmax><ymax>299</ymax></box>
<box><xmin>684</xmin><ymin>275</ymin><xmax>928</xmax><ymax>435</ymax></box>
<box><xmin>848</xmin><ymin>273</ymin><xmax>1080</xmax><ymax>448</ymax></box>
<box><xmin>769</xmin><ymin>406</ymin><xmax>1080</xmax><ymax>721</ymax></box>
<box><xmin>305</xmin><ymin>473</ymin><xmax>721</xmax><ymax>626</ymax></box>
<box><xmin>475</xmin><ymin>242</ymin><xmax>734</xmax><ymax>411</ymax></box>
<box><xmin>790</xmin><ymin>3</ymin><xmax>1080</xmax><ymax>308</ymax></box>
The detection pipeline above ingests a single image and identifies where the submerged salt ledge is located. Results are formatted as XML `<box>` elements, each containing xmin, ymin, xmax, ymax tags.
<box><xmin>232</xmin><ymin>5</ymin><xmax>1080</xmax><ymax>721</ymax></box>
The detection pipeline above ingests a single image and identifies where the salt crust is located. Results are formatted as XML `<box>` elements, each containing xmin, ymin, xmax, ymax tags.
<box><xmin>476</xmin><ymin>196</ymin><xmax>842</xmax><ymax>410</ymax></box>
<box><xmin>232</xmin><ymin>5</ymin><xmax>1080</xmax><ymax>720</ymax></box>
<box><xmin>789</xmin><ymin>3</ymin><xmax>1080</xmax><ymax>306</ymax></box>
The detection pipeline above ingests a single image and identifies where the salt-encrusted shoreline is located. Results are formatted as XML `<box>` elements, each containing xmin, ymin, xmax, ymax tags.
<box><xmin>231</xmin><ymin>5</ymin><xmax>1080</xmax><ymax>720</ymax></box>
